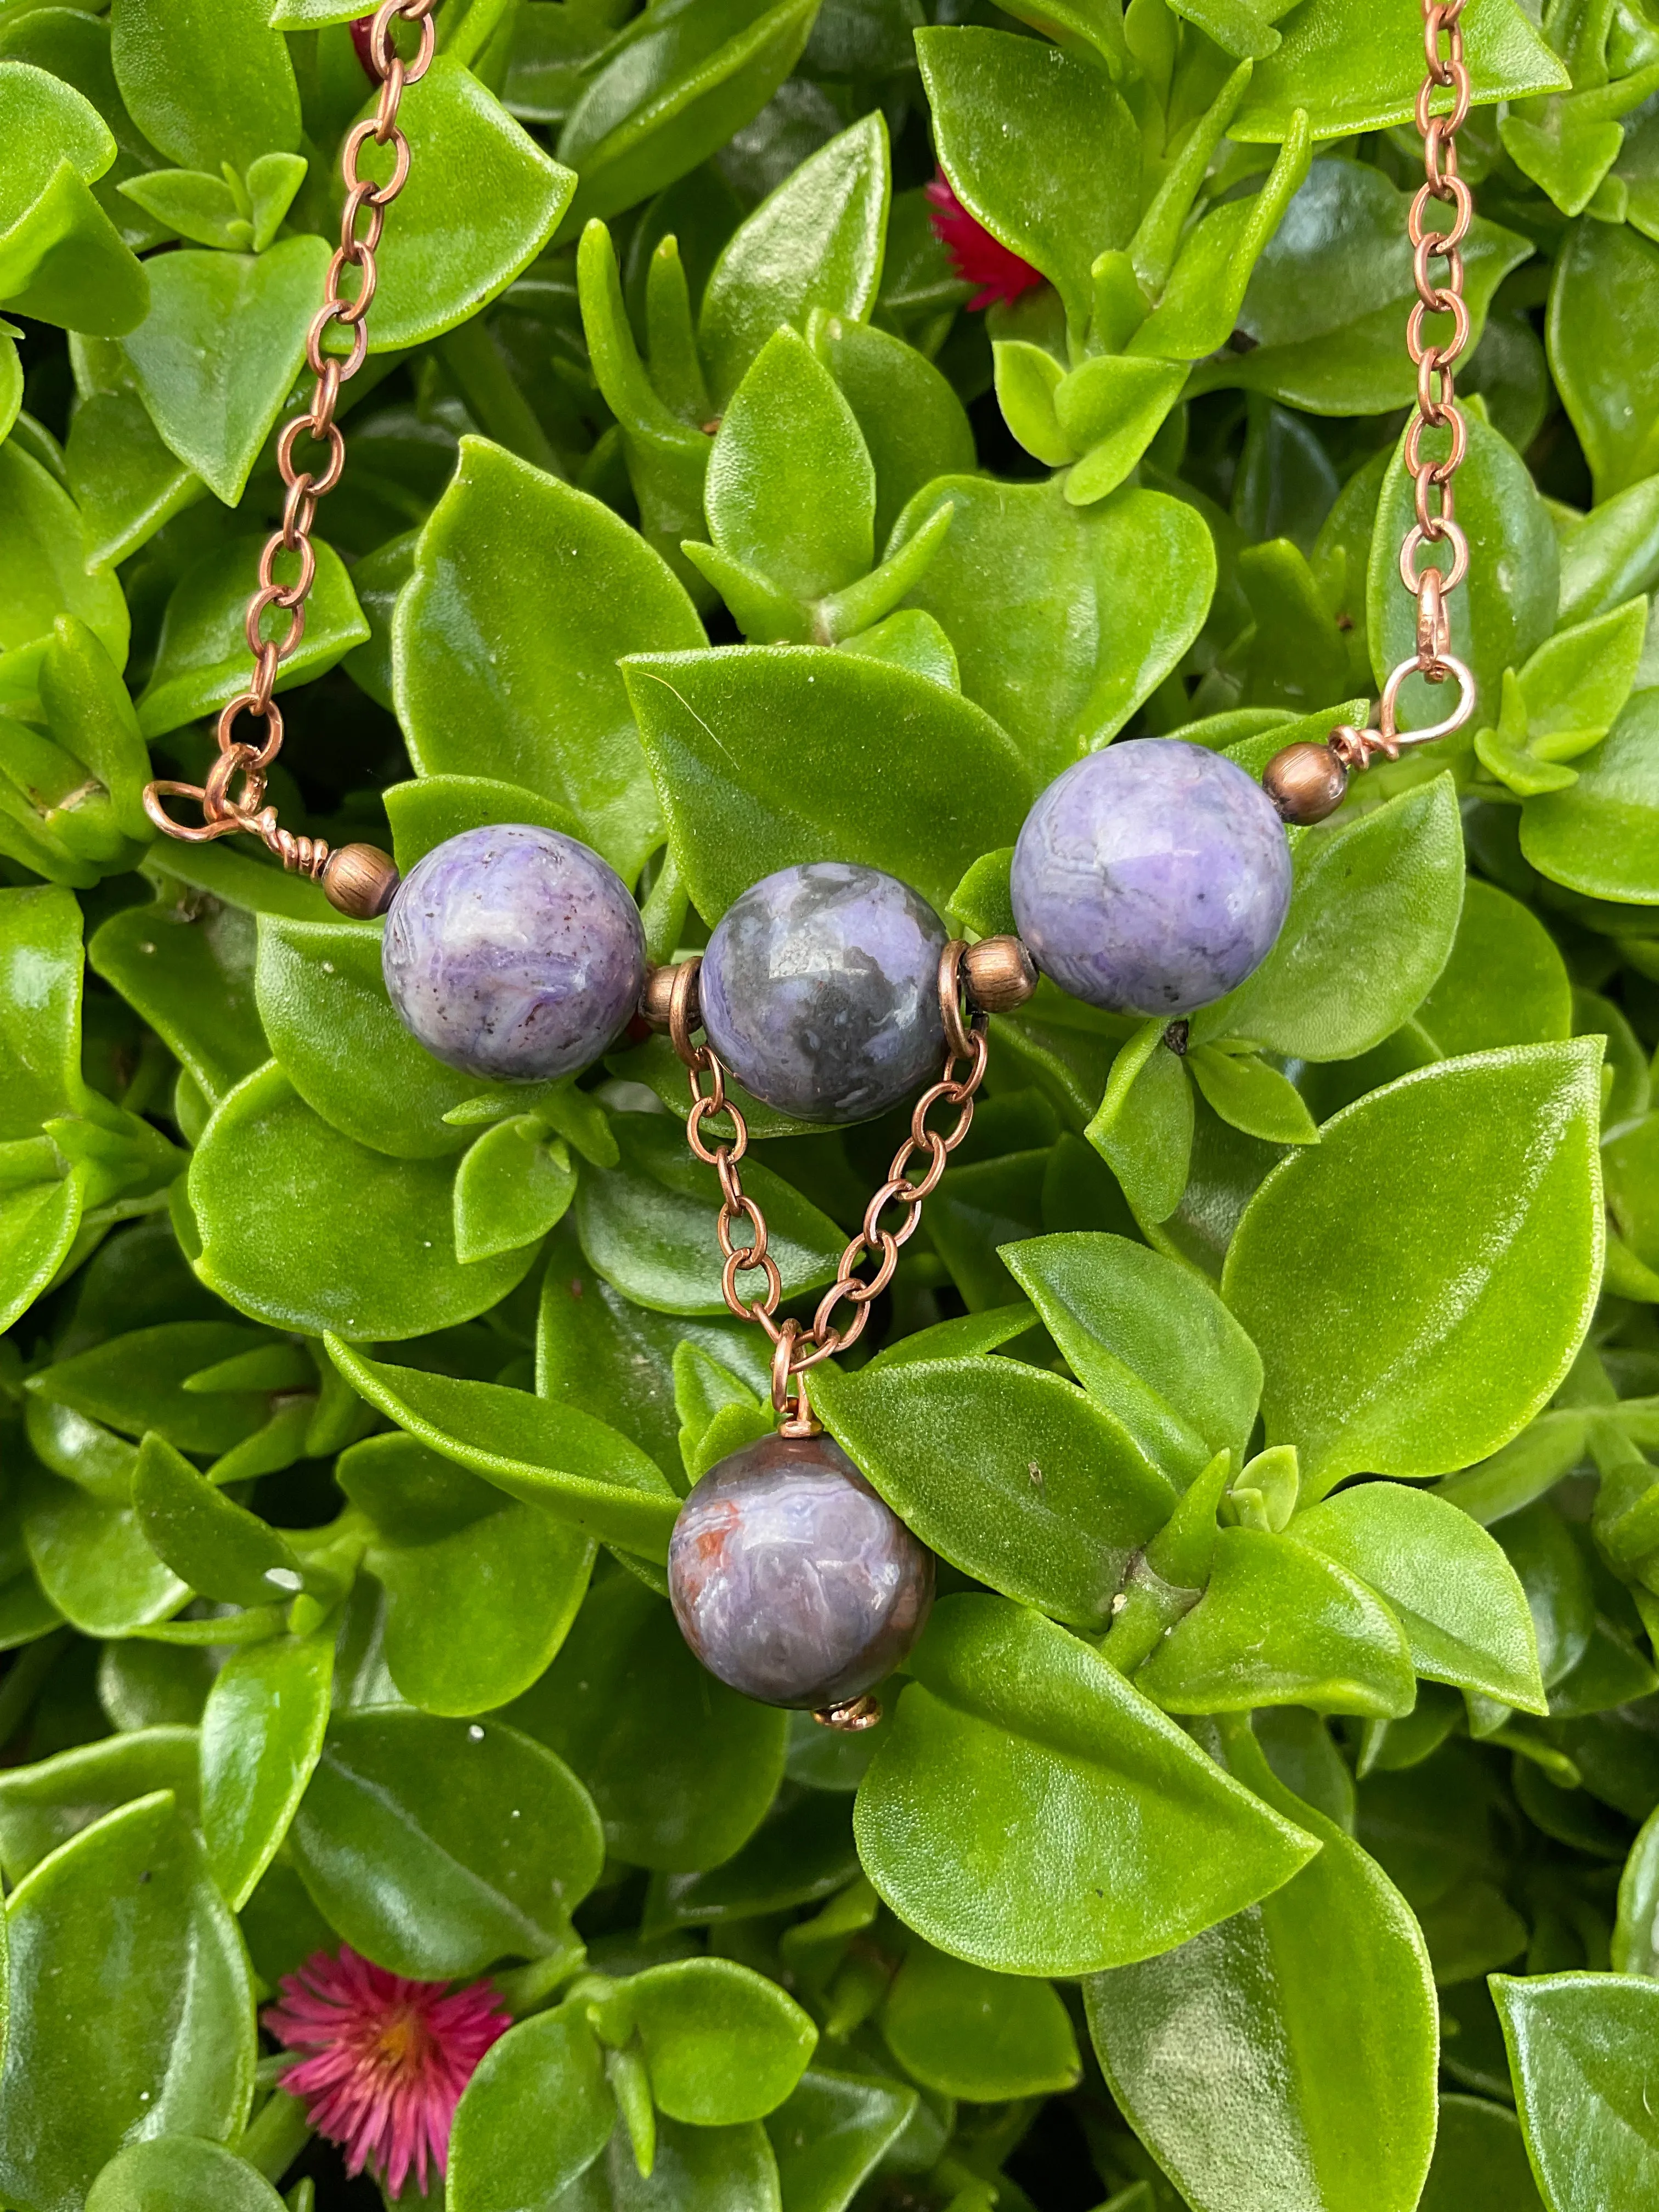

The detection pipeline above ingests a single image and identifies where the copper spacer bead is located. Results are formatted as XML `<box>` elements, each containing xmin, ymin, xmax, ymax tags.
<box><xmin>640</xmin><ymin>960</ymin><xmax>697</xmax><ymax>1029</ymax></box>
<box><xmin>320</xmin><ymin>842</ymin><xmax>400</xmax><ymax>918</ymax></box>
<box><xmin>1261</xmin><ymin>742</ymin><xmax>1350</xmax><ymax>826</ymax></box>
<box><xmin>962</xmin><ymin>934</ymin><xmax>1037</xmax><ymax>1013</ymax></box>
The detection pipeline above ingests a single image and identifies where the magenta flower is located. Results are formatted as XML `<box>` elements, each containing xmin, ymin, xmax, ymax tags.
<box><xmin>925</xmin><ymin>170</ymin><xmax>1046</xmax><ymax>311</ymax></box>
<box><xmin>263</xmin><ymin>1946</ymin><xmax>512</xmax><ymax>2199</ymax></box>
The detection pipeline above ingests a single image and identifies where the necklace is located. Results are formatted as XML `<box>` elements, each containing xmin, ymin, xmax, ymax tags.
<box><xmin>143</xmin><ymin>0</ymin><xmax>1481</xmax><ymax>1732</ymax></box>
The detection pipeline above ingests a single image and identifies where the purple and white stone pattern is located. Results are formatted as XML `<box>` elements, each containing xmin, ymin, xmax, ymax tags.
<box><xmin>1010</xmin><ymin>738</ymin><xmax>1292</xmax><ymax>1017</ymax></box>
<box><xmin>382</xmin><ymin>823</ymin><xmax>645</xmax><ymax>1081</ymax></box>
<box><xmin>699</xmin><ymin>861</ymin><xmax>947</xmax><ymax>1124</ymax></box>
<box><xmin>668</xmin><ymin>1431</ymin><xmax>935</xmax><ymax>1709</ymax></box>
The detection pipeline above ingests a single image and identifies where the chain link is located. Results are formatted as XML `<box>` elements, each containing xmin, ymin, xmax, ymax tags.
<box><xmin>1401</xmin><ymin>0</ymin><xmax>1474</xmax><ymax>607</ymax></box>
<box><xmin>670</xmin><ymin>946</ymin><xmax>990</xmax><ymax>1432</ymax></box>
<box><xmin>142</xmin><ymin>0</ymin><xmax>435</xmax><ymax>873</ymax></box>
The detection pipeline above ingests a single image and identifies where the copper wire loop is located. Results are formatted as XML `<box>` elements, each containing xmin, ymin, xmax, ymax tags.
<box><xmin>142</xmin><ymin>0</ymin><xmax>433</xmax><ymax>866</ymax></box>
<box><xmin>1325</xmin><ymin>0</ymin><xmax>1478</xmax><ymax>777</ymax></box>
<box><xmin>668</xmin><ymin>943</ymin><xmax>992</xmax><ymax>1412</ymax></box>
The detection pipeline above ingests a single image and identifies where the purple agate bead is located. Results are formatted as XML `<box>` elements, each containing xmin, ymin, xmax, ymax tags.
<box><xmin>668</xmin><ymin>1431</ymin><xmax>935</xmax><ymax>1709</ymax></box>
<box><xmin>1011</xmin><ymin>738</ymin><xmax>1292</xmax><ymax>1016</ymax></box>
<box><xmin>382</xmin><ymin>823</ymin><xmax>645</xmax><ymax>1081</ymax></box>
<box><xmin>700</xmin><ymin>861</ymin><xmax>946</xmax><ymax>1124</ymax></box>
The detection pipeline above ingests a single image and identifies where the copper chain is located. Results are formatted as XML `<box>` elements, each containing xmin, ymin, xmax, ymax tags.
<box><xmin>142</xmin><ymin>0</ymin><xmax>436</xmax><ymax>874</ymax></box>
<box><xmin>1323</xmin><ymin>0</ymin><xmax>1479</xmax><ymax>772</ymax></box>
<box><xmin>669</xmin><ymin>947</ymin><xmax>990</xmax><ymax>1433</ymax></box>
<box><xmin>1402</xmin><ymin>0</ymin><xmax>1473</xmax><ymax>604</ymax></box>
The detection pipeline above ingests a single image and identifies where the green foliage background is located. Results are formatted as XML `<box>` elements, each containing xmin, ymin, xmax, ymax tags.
<box><xmin>1</xmin><ymin>0</ymin><xmax>1659</xmax><ymax>2205</ymax></box>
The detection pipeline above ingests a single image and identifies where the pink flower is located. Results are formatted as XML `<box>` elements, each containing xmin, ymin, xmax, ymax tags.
<box><xmin>926</xmin><ymin>170</ymin><xmax>1046</xmax><ymax>311</ymax></box>
<box><xmin>263</xmin><ymin>1946</ymin><xmax>512</xmax><ymax>2199</ymax></box>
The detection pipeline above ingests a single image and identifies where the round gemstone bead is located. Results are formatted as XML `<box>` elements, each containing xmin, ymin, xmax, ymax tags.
<box><xmin>699</xmin><ymin>861</ymin><xmax>947</xmax><ymax>1124</ymax></box>
<box><xmin>382</xmin><ymin>823</ymin><xmax>645</xmax><ymax>1081</ymax></box>
<box><xmin>1010</xmin><ymin>738</ymin><xmax>1293</xmax><ymax>1017</ymax></box>
<box><xmin>668</xmin><ymin>1431</ymin><xmax>935</xmax><ymax>1710</ymax></box>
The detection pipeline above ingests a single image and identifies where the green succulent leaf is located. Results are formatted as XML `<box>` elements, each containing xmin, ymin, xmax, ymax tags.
<box><xmin>1088</xmin><ymin>1719</ymin><xmax>1438</xmax><ymax>2212</ymax></box>
<box><xmin>1493</xmin><ymin>1971</ymin><xmax>1659</xmax><ymax>2209</ymax></box>
<box><xmin>1224</xmin><ymin>1043</ymin><xmax>1604</xmax><ymax>1494</ymax></box>
<box><xmin>916</xmin><ymin>27</ymin><xmax>1139</xmax><ymax>333</ymax></box>
<box><xmin>622</xmin><ymin>643</ymin><xmax>1031</xmax><ymax>921</ymax></box>
<box><xmin>0</xmin><ymin>1792</ymin><xmax>255</xmax><ymax>2212</ymax></box>
<box><xmin>853</xmin><ymin>1594</ymin><xmax>1318</xmax><ymax>1975</ymax></box>
<box><xmin>813</xmin><ymin>1353</ymin><xmax>1175</xmax><ymax>1630</ymax></box>
<box><xmin>199</xmin><ymin>1627</ymin><xmax>332</xmax><ymax>1909</ymax></box>
<box><xmin>698</xmin><ymin>110</ymin><xmax>890</xmax><ymax>405</ymax></box>
<box><xmin>509</xmin><ymin>1568</ymin><xmax>787</xmax><ymax>1872</ymax></box>
<box><xmin>397</xmin><ymin>436</ymin><xmax>701</xmax><ymax>883</ymax></box>
<box><xmin>189</xmin><ymin>1065</ymin><xmax>541</xmax><ymax>1339</ymax></box>
<box><xmin>119</xmin><ymin>238</ymin><xmax>331</xmax><ymax>509</ymax></box>
<box><xmin>290</xmin><ymin>1708</ymin><xmax>604</xmax><ymax>1978</ymax></box>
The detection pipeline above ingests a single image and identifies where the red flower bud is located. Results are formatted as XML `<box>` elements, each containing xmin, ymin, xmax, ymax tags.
<box><xmin>926</xmin><ymin>169</ymin><xmax>1046</xmax><ymax>312</ymax></box>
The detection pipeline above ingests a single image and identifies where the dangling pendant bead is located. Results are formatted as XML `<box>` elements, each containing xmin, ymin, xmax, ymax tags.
<box><xmin>1260</xmin><ymin>741</ymin><xmax>1350</xmax><ymax>826</ymax></box>
<box><xmin>667</xmin><ymin>1431</ymin><xmax>934</xmax><ymax>1713</ymax></box>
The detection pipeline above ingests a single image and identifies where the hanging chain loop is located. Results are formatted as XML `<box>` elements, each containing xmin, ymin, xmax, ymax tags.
<box><xmin>668</xmin><ymin>946</ymin><xmax>990</xmax><ymax>1434</ymax></box>
<box><xmin>1319</xmin><ymin>0</ymin><xmax>1479</xmax><ymax>778</ymax></box>
<box><xmin>142</xmin><ymin>0</ymin><xmax>435</xmax><ymax>874</ymax></box>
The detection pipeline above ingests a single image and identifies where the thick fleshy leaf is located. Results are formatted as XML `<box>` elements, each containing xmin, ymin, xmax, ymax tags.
<box><xmin>1420</xmin><ymin>2096</ymin><xmax>1544</xmax><ymax>2212</ymax></box>
<box><xmin>853</xmin><ymin>1595</ymin><xmax>1318</xmax><ymax>1975</ymax></box>
<box><xmin>892</xmin><ymin>475</ymin><xmax>1216</xmax><ymax>781</ymax></box>
<box><xmin>1549</xmin><ymin>218</ymin><xmax>1659</xmax><ymax>502</ymax></box>
<box><xmin>813</xmin><ymin>1353</ymin><xmax>1175</xmax><ymax>1630</ymax></box>
<box><xmin>119</xmin><ymin>237</ymin><xmax>330</xmax><ymax>507</ymax></box>
<box><xmin>1087</xmin><ymin>1720</ymin><xmax>1438</xmax><ymax>2212</ymax></box>
<box><xmin>1493</xmin><ymin>1972</ymin><xmax>1659</xmax><ymax>2209</ymax></box>
<box><xmin>1292</xmin><ymin>1482</ymin><xmax>1548</xmax><ymax>1711</ymax></box>
<box><xmin>1200</xmin><ymin>159</ymin><xmax>1530</xmax><ymax>415</ymax></box>
<box><xmin>558</xmin><ymin>0</ymin><xmax>819</xmax><ymax>240</ymax></box>
<box><xmin>1136</xmin><ymin>1526</ymin><xmax>1417</xmax><ymax>1718</ymax></box>
<box><xmin>449</xmin><ymin>2008</ymin><xmax>614</xmax><ymax>2212</ymax></box>
<box><xmin>349</xmin><ymin>58</ymin><xmax>574</xmax><ymax>351</ymax></box>
<box><xmin>764</xmin><ymin>2069</ymin><xmax>917</xmax><ymax>2212</ymax></box>
<box><xmin>623</xmin><ymin>1957</ymin><xmax>818</xmax><ymax>2123</ymax></box>
<box><xmin>1194</xmin><ymin>777</ymin><xmax>1464</xmax><ymax>1062</ymax></box>
<box><xmin>1229</xmin><ymin>0</ymin><xmax>1568</xmax><ymax>143</ymax></box>
<box><xmin>326</xmin><ymin>1338</ymin><xmax>681</xmax><ymax>1559</ymax></box>
<box><xmin>1520</xmin><ymin>690</ymin><xmax>1659</xmax><ymax>902</ymax></box>
<box><xmin>880</xmin><ymin>1942</ymin><xmax>1081</xmax><ymax>2101</ymax></box>
<box><xmin>396</xmin><ymin>436</ymin><xmax>701</xmax><ymax>882</ymax></box>
<box><xmin>999</xmin><ymin>1232</ymin><xmax>1262</xmax><ymax>1480</ymax></box>
<box><xmin>0</xmin><ymin>1727</ymin><xmax>198</xmax><ymax>1883</ymax></box>
<box><xmin>340</xmin><ymin>1432</ymin><xmax>596</xmax><ymax>1716</ymax></box>
<box><xmin>86</xmin><ymin>2138</ymin><xmax>286</xmax><ymax>2212</ymax></box>
<box><xmin>254</xmin><ymin>913</ymin><xmax>475</xmax><ymax>1160</ymax></box>
<box><xmin>0</xmin><ymin>62</ymin><xmax>150</xmax><ymax>337</ymax></box>
<box><xmin>188</xmin><ymin>1065</ymin><xmax>539</xmax><ymax>1339</ymax></box>
<box><xmin>290</xmin><ymin>1708</ymin><xmax>604</xmax><ymax>1978</ymax></box>
<box><xmin>915</xmin><ymin>27</ymin><xmax>1138</xmax><ymax>331</ymax></box>
<box><xmin>623</xmin><ymin>644</ymin><xmax>1031</xmax><ymax>921</ymax></box>
<box><xmin>1223</xmin><ymin>1045</ymin><xmax>1604</xmax><ymax>1494</ymax></box>
<box><xmin>574</xmin><ymin>1111</ymin><xmax>844</xmax><ymax>1318</ymax></box>
<box><xmin>509</xmin><ymin>1568</ymin><xmax>787</xmax><ymax>1872</ymax></box>
<box><xmin>0</xmin><ymin>1792</ymin><xmax>255</xmax><ymax>2211</ymax></box>
<box><xmin>0</xmin><ymin>439</ymin><xmax>129</xmax><ymax>667</ymax></box>
<box><xmin>110</xmin><ymin>0</ymin><xmax>299</xmax><ymax>170</ymax></box>
<box><xmin>698</xmin><ymin>111</ymin><xmax>889</xmax><ymax>405</ymax></box>
<box><xmin>1414</xmin><ymin>879</ymin><xmax>1573</xmax><ymax>1056</ymax></box>
<box><xmin>199</xmin><ymin>1629</ymin><xmax>332</xmax><ymax>1909</ymax></box>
